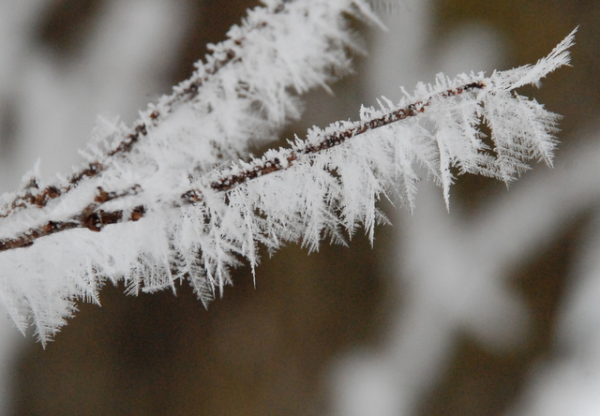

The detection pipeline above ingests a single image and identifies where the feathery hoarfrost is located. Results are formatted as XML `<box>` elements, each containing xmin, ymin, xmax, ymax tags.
<box><xmin>0</xmin><ymin>0</ymin><xmax>574</xmax><ymax>344</ymax></box>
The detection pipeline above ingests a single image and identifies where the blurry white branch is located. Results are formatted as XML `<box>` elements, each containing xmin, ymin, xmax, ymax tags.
<box><xmin>0</xmin><ymin>0</ymin><xmax>574</xmax><ymax>345</ymax></box>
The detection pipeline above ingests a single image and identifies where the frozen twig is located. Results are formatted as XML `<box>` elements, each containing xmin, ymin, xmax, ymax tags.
<box><xmin>0</xmin><ymin>81</ymin><xmax>486</xmax><ymax>252</ymax></box>
<box><xmin>0</xmin><ymin>0</ymin><xmax>361</xmax><ymax>219</ymax></box>
<box><xmin>0</xmin><ymin>0</ymin><xmax>574</xmax><ymax>344</ymax></box>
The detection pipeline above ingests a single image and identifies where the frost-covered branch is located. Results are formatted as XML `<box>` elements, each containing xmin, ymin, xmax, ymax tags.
<box><xmin>0</xmin><ymin>0</ymin><xmax>574</xmax><ymax>344</ymax></box>
<box><xmin>0</xmin><ymin>0</ymin><xmax>370</xmax><ymax>219</ymax></box>
<box><xmin>0</xmin><ymin>81</ymin><xmax>486</xmax><ymax>252</ymax></box>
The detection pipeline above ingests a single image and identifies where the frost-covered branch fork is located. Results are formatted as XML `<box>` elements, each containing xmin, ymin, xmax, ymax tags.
<box><xmin>1</xmin><ymin>51</ymin><xmax>564</xmax><ymax>255</ymax></box>
<box><xmin>0</xmin><ymin>0</ymin><xmax>353</xmax><ymax>219</ymax></box>
<box><xmin>0</xmin><ymin>0</ymin><xmax>574</xmax><ymax>343</ymax></box>
<box><xmin>0</xmin><ymin>185</ymin><xmax>145</xmax><ymax>252</ymax></box>
<box><xmin>0</xmin><ymin>81</ymin><xmax>486</xmax><ymax>252</ymax></box>
<box><xmin>0</xmin><ymin>0</ymin><xmax>391</xmax><ymax>342</ymax></box>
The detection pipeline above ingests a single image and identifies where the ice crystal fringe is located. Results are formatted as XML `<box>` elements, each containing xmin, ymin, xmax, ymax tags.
<box><xmin>0</xmin><ymin>0</ymin><xmax>574</xmax><ymax>344</ymax></box>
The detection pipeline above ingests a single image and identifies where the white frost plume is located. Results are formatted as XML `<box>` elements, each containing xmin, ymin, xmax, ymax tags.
<box><xmin>0</xmin><ymin>1</ymin><xmax>575</xmax><ymax>345</ymax></box>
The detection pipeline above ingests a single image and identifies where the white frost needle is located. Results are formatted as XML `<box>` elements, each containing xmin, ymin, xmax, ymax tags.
<box><xmin>0</xmin><ymin>0</ymin><xmax>574</xmax><ymax>344</ymax></box>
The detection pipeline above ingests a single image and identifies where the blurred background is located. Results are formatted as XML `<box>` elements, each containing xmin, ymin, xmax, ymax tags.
<box><xmin>0</xmin><ymin>0</ymin><xmax>599</xmax><ymax>415</ymax></box>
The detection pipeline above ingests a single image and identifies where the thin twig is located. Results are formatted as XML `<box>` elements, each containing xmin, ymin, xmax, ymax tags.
<box><xmin>0</xmin><ymin>81</ymin><xmax>485</xmax><ymax>252</ymax></box>
<box><xmin>208</xmin><ymin>81</ymin><xmax>485</xmax><ymax>192</ymax></box>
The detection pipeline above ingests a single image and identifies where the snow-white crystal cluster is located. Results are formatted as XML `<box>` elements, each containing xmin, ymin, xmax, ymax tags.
<box><xmin>0</xmin><ymin>0</ymin><xmax>574</xmax><ymax>344</ymax></box>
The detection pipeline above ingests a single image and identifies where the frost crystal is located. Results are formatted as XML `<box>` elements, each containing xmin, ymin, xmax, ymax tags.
<box><xmin>0</xmin><ymin>0</ymin><xmax>574</xmax><ymax>344</ymax></box>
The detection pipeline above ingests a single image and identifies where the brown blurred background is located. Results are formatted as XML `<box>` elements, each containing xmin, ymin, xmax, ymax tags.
<box><xmin>5</xmin><ymin>1</ymin><xmax>599</xmax><ymax>415</ymax></box>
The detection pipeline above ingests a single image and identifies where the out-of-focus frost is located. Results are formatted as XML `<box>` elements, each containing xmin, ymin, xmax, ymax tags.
<box><xmin>508</xmin><ymin>136</ymin><xmax>600</xmax><ymax>416</ymax></box>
